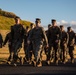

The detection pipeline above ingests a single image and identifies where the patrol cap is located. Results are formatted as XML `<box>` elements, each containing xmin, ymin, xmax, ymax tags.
<box><xmin>51</xmin><ymin>19</ymin><xmax>56</xmax><ymax>23</ymax></box>
<box><xmin>26</xmin><ymin>26</ymin><xmax>29</xmax><ymax>29</ymax></box>
<box><xmin>30</xmin><ymin>23</ymin><xmax>34</xmax><ymax>27</ymax></box>
<box><xmin>14</xmin><ymin>16</ymin><xmax>21</xmax><ymax>20</ymax></box>
<box><xmin>60</xmin><ymin>25</ymin><xmax>64</xmax><ymax>28</ymax></box>
<box><xmin>67</xmin><ymin>26</ymin><xmax>71</xmax><ymax>30</ymax></box>
<box><xmin>35</xmin><ymin>18</ymin><xmax>41</xmax><ymax>23</ymax></box>
<box><xmin>48</xmin><ymin>24</ymin><xmax>51</xmax><ymax>27</ymax></box>
<box><xmin>10</xmin><ymin>26</ymin><xmax>13</xmax><ymax>30</ymax></box>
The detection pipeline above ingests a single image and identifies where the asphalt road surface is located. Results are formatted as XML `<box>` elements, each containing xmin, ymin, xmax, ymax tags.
<box><xmin>0</xmin><ymin>60</ymin><xmax>76</xmax><ymax>75</ymax></box>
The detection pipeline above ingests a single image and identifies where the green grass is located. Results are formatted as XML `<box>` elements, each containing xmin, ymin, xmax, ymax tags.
<box><xmin>0</xmin><ymin>16</ymin><xmax>32</xmax><ymax>30</ymax></box>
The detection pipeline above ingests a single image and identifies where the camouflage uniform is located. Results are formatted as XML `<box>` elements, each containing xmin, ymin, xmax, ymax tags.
<box><xmin>67</xmin><ymin>28</ymin><xmax>75</xmax><ymax>63</ymax></box>
<box><xmin>26</xmin><ymin>29</ymin><xmax>34</xmax><ymax>63</ymax></box>
<box><xmin>47</xmin><ymin>26</ymin><xmax>61</xmax><ymax>64</ymax></box>
<box><xmin>28</xmin><ymin>27</ymin><xmax>48</xmax><ymax>66</ymax></box>
<box><xmin>3</xmin><ymin>32</ymin><xmax>13</xmax><ymax>61</ymax></box>
<box><xmin>24</xmin><ymin>26</ymin><xmax>31</xmax><ymax>62</ymax></box>
<box><xmin>11</xmin><ymin>24</ymin><xmax>24</xmax><ymax>62</ymax></box>
<box><xmin>44</xmin><ymin>24</ymin><xmax>51</xmax><ymax>59</ymax></box>
<box><xmin>60</xmin><ymin>30</ymin><xmax>68</xmax><ymax>63</ymax></box>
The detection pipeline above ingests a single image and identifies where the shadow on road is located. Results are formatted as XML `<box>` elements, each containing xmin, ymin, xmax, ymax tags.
<box><xmin>0</xmin><ymin>59</ymin><xmax>76</xmax><ymax>75</ymax></box>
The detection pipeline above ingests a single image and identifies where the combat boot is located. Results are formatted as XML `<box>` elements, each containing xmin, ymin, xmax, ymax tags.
<box><xmin>47</xmin><ymin>60</ymin><xmax>50</xmax><ymax>65</ymax></box>
<box><xmin>20</xmin><ymin>57</ymin><xmax>24</xmax><ymax>65</ymax></box>
<box><xmin>33</xmin><ymin>61</ymin><xmax>36</xmax><ymax>67</ymax></box>
<box><xmin>37</xmin><ymin>62</ymin><xmax>42</xmax><ymax>67</ymax></box>
<box><xmin>71</xmin><ymin>59</ymin><xmax>74</xmax><ymax>64</ymax></box>
<box><xmin>29</xmin><ymin>60</ymin><xmax>32</xmax><ymax>65</ymax></box>
<box><xmin>55</xmin><ymin>60</ymin><xmax>58</xmax><ymax>65</ymax></box>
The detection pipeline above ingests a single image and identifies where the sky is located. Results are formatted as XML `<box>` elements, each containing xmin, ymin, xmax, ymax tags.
<box><xmin>0</xmin><ymin>0</ymin><xmax>76</xmax><ymax>31</ymax></box>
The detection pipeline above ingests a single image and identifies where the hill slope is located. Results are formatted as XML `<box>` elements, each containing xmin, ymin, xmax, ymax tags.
<box><xmin>0</xmin><ymin>9</ymin><xmax>32</xmax><ymax>30</ymax></box>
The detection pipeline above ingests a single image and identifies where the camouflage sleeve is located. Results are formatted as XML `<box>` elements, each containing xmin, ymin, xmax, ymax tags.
<box><xmin>0</xmin><ymin>34</ymin><xmax>3</xmax><ymax>43</ymax></box>
<box><xmin>47</xmin><ymin>28</ymin><xmax>51</xmax><ymax>43</ymax></box>
<box><xmin>58</xmin><ymin>27</ymin><xmax>62</xmax><ymax>40</ymax></box>
<box><xmin>66</xmin><ymin>33</ymin><xmax>69</xmax><ymax>44</ymax></box>
<box><xmin>41</xmin><ymin>27</ymin><xmax>48</xmax><ymax>45</ymax></box>
<box><xmin>3</xmin><ymin>34</ymin><xmax>9</xmax><ymax>46</ymax></box>
<box><xmin>11</xmin><ymin>26</ymin><xmax>14</xmax><ymax>39</ymax></box>
<box><xmin>27</xmin><ymin>29</ymin><xmax>33</xmax><ymax>41</ymax></box>
<box><xmin>22</xmin><ymin>26</ymin><xmax>25</xmax><ymax>39</ymax></box>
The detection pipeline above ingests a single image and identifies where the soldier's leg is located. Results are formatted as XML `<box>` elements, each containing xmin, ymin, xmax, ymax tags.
<box><xmin>63</xmin><ymin>43</ymin><xmax>67</xmax><ymax>63</ymax></box>
<box><xmin>8</xmin><ymin>45</ymin><xmax>11</xmax><ymax>61</ymax></box>
<box><xmin>46</xmin><ymin>45</ymin><xmax>53</xmax><ymax>65</ymax></box>
<box><xmin>47</xmin><ymin>46</ymin><xmax>51</xmax><ymax>61</ymax></box>
<box><xmin>60</xmin><ymin>48</ymin><xmax>63</xmax><ymax>62</ymax></box>
<box><xmin>60</xmin><ymin>44</ymin><xmax>63</xmax><ymax>62</ymax></box>
<box><xmin>69</xmin><ymin>46</ymin><xmax>72</xmax><ymax>62</ymax></box>
<box><xmin>28</xmin><ymin>44</ymin><xmax>33</xmax><ymax>62</ymax></box>
<box><xmin>13</xmin><ymin>42</ymin><xmax>22</xmax><ymax>62</ymax></box>
<box><xmin>54</xmin><ymin>48</ymin><xmax>58</xmax><ymax>62</ymax></box>
<box><xmin>24</xmin><ymin>44</ymin><xmax>28</xmax><ymax>61</ymax></box>
<box><xmin>34</xmin><ymin>44</ymin><xmax>43</xmax><ymax>67</ymax></box>
<box><xmin>27</xmin><ymin>44</ymin><xmax>33</xmax><ymax>64</ymax></box>
<box><xmin>54</xmin><ymin>43</ymin><xmax>59</xmax><ymax>64</ymax></box>
<box><xmin>70</xmin><ymin>46</ymin><xmax>74</xmax><ymax>63</ymax></box>
<box><xmin>63</xmin><ymin>49</ymin><xmax>66</xmax><ymax>63</ymax></box>
<box><xmin>11</xmin><ymin>45</ymin><xmax>15</xmax><ymax>62</ymax></box>
<box><xmin>8</xmin><ymin>45</ymin><xmax>14</xmax><ymax>62</ymax></box>
<box><xmin>7</xmin><ymin>45</ymin><xmax>14</xmax><ymax>64</ymax></box>
<box><xmin>66</xmin><ymin>47</ymin><xmax>69</xmax><ymax>61</ymax></box>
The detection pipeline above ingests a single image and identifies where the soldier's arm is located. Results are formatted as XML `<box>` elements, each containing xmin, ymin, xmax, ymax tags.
<box><xmin>41</xmin><ymin>27</ymin><xmax>48</xmax><ymax>45</ymax></box>
<box><xmin>21</xmin><ymin>26</ymin><xmax>25</xmax><ymax>41</ymax></box>
<box><xmin>66</xmin><ymin>33</ymin><xmax>69</xmax><ymax>44</ymax></box>
<box><xmin>27</xmin><ymin>29</ymin><xmax>33</xmax><ymax>44</ymax></box>
<box><xmin>0</xmin><ymin>34</ymin><xmax>3</xmax><ymax>43</ymax></box>
<box><xmin>47</xmin><ymin>28</ymin><xmax>51</xmax><ymax>43</ymax></box>
<box><xmin>3</xmin><ymin>34</ymin><xmax>9</xmax><ymax>46</ymax></box>
<box><xmin>58</xmin><ymin>27</ymin><xmax>62</xmax><ymax>40</ymax></box>
<box><xmin>74</xmin><ymin>32</ymin><xmax>76</xmax><ymax>45</ymax></box>
<box><xmin>11</xmin><ymin>26</ymin><xmax>14</xmax><ymax>39</ymax></box>
<box><xmin>75</xmin><ymin>33</ymin><xmax>76</xmax><ymax>44</ymax></box>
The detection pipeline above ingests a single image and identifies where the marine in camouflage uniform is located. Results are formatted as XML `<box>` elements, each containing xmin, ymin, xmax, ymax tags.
<box><xmin>44</xmin><ymin>24</ymin><xmax>51</xmax><ymax>60</ymax></box>
<box><xmin>47</xmin><ymin>19</ymin><xmax>61</xmax><ymax>65</ymax></box>
<box><xmin>27</xmin><ymin>18</ymin><xmax>48</xmax><ymax>67</ymax></box>
<box><xmin>67</xmin><ymin>27</ymin><xmax>75</xmax><ymax>63</ymax></box>
<box><xmin>11</xmin><ymin>17</ymin><xmax>25</xmax><ymax>65</ymax></box>
<box><xmin>3</xmin><ymin>26</ymin><xmax>13</xmax><ymax>62</ymax></box>
<box><xmin>26</xmin><ymin>23</ymin><xmax>35</xmax><ymax>64</ymax></box>
<box><xmin>24</xmin><ymin>26</ymin><xmax>30</xmax><ymax>62</ymax></box>
<box><xmin>60</xmin><ymin>25</ymin><xmax>68</xmax><ymax>64</ymax></box>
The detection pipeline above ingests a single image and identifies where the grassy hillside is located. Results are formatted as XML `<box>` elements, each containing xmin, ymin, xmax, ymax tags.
<box><xmin>0</xmin><ymin>16</ymin><xmax>31</xmax><ymax>30</ymax></box>
<box><xmin>0</xmin><ymin>9</ymin><xmax>32</xmax><ymax>30</ymax></box>
<box><xmin>0</xmin><ymin>16</ymin><xmax>14</xmax><ymax>29</ymax></box>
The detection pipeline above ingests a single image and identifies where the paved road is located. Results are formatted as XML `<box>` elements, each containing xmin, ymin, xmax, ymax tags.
<box><xmin>0</xmin><ymin>60</ymin><xmax>76</xmax><ymax>75</ymax></box>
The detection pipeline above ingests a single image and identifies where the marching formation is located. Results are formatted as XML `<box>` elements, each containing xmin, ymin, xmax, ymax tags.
<box><xmin>0</xmin><ymin>17</ymin><xmax>76</xmax><ymax>67</ymax></box>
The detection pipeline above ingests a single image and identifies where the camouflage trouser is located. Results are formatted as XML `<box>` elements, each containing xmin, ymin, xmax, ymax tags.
<box><xmin>0</xmin><ymin>43</ymin><xmax>2</xmax><ymax>48</ymax></box>
<box><xmin>12</xmin><ymin>41</ymin><xmax>22</xmax><ymax>61</ymax></box>
<box><xmin>60</xmin><ymin>42</ymin><xmax>67</xmax><ymax>62</ymax></box>
<box><xmin>25</xmin><ymin>43</ymin><xmax>33</xmax><ymax>61</ymax></box>
<box><xmin>47</xmin><ymin>42</ymin><xmax>60</xmax><ymax>62</ymax></box>
<box><xmin>68</xmin><ymin>46</ymin><xmax>74</xmax><ymax>60</ymax></box>
<box><xmin>24</xmin><ymin>44</ymin><xmax>28</xmax><ymax>60</ymax></box>
<box><xmin>47</xmin><ymin>46</ymin><xmax>54</xmax><ymax>61</ymax></box>
<box><xmin>8</xmin><ymin>45</ymin><xmax>13</xmax><ymax>61</ymax></box>
<box><xmin>33</xmin><ymin>42</ymin><xmax>43</xmax><ymax>64</ymax></box>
